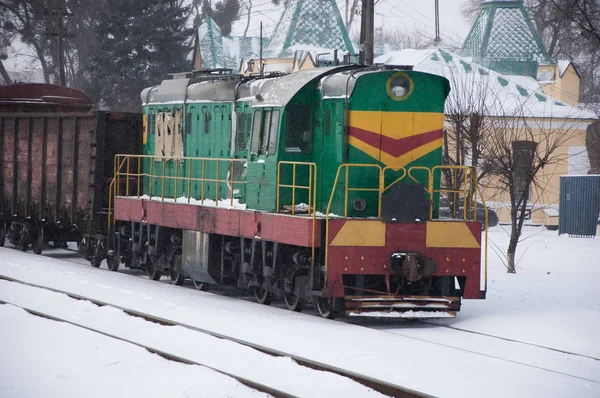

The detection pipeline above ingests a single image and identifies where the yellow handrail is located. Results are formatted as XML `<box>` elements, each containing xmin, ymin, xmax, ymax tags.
<box><xmin>107</xmin><ymin>156</ymin><xmax>488</xmax><ymax>293</ymax></box>
<box><xmin>111</xmin><ymin>155</ymin><xmax>247</xmax><ymax>202</ymax></box>
<box><xmin>324</xmin><ymin>164</ymin><xmax>382</xmax><ymax>286</ymax></box>
<box><xmin>475</xmin><ymin>183</ymin><xmax>489</xmax><ymax>291</ymax></box>
<box><xmin>107</xmin><ymin>157</ymin><xmax>129</xmax><ymax>233</ymax></box>
<box><xmin>275</xmin><ymin>160</ymin><xmax>318</xmax><ymax>281</ymax></box>
<box><xmin>322</xmin><ymin>163</ymin><xmax>489</xmax><ymax>290</ymax></box>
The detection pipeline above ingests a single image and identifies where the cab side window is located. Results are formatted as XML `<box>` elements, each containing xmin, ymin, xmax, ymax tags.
<box><xmin>250</xmin><ymin>110</ymin><xmax>262</xmax><ymax>154</ymax></box>
<box><xmin>284</xmin><ymin>104</ymin><xmax>312</xmax><ymax>153</ymax></box>
<box><xmin>251</xmin><ymin>108</ymin><xmax>280</xmax><ymax>155</ymax></box>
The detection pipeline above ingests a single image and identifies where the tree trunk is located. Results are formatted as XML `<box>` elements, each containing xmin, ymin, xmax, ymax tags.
<box><xmin>0</xmin><ymin>61</ymin><xmax>12</xmax><ymax>84</ymax></box>
<box><xmin>243</xmin><ymin>1</ymin><xmax>252</xmax><ymax>36</ymax></box>
<box><xmin>506</xmin><ymin>235</ymin><xmax>517</xmax><ymax>273</ymax></box>
<box><xmin>507</xmin><ymin>202</ymin><xmax>522</xmax><ymax>273</ymax></box>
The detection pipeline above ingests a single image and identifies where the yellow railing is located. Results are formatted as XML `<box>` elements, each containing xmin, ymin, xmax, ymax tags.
<box><xmin>323</xmin><ymin>163</ymin><xmax>489</xmax><ymax>289</ymax></box>
<box><xmin>276</xmin><ymin>161</ymin><xmax>318</xmax><ymax>216</ymax></box>
<box><xmin>107</xmin><ymin>154</ymin><xmax>247</xmax><ymax>234</ymax></box>
<box><xmin>323</xmin><ymin>164</ymin><xmax>382</xmax><ymax>285</ymax></box>
<box><xmin>276</xmin><ymin>161</ymin><xmax>319</xmax><ymax>276</ymax></box>
<box><xmin>107</xmin><ymin>157</ymin><xmax>487</xmax><ymax>292</ymax></box>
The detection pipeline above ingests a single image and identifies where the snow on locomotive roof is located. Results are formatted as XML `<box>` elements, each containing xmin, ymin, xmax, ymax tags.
<box><xmin>249</xmin><ymin>65</ymin><xmax>363</xmax><ymax>107</ymax></box>
<box><xmin>141</xmin><ymin>66</ymin><xmax>368</xmax><ymax>107</ymax></box>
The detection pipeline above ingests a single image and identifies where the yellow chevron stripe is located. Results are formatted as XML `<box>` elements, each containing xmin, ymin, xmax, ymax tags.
<box><xmin>349</xmin><ymin>136</ymin><xmax>443</xmax><ymax>169</ymax></box>
<box><xmin>349</xmin><ymin>111</ymin><xmax>444</xmax><ymax>139</ymax></box>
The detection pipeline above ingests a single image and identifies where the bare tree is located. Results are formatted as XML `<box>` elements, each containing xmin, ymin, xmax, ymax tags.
<box><xmin>587</xmin><ymin>119</ymin><xmax>600</xmax><ymax>174</ymax></box>
<box><xmin>241</xmin><ymin>0</ymin><xmax>252</xmax><ymax>36</ymax></box>
<box><xmin>429</xmin><ymin>54</ymin><xmax>499</xmax><ymax>214</ymax></box>
<box><xmin>549</xmin><ymin>0</ymin><xmax>600</xmax><ymax>45</ymax></box>
<box><xmin>480</xmin><ymin>103</ymin><xmax>578</xmax><ymax>273</ymax></box>
<box><xmin>355</xmin><ymin>27</ymin><xmax>430</xmax><ymax>50</ymax></box>
<box><xmin>345</xmin><ymin>0</ymin><xmax>359</xmax><ymax>32</ymax></box>
<box><xmin>0</xmin><ymin>0</ymin><xmax>98</xmax><ymax>87</ymax></box>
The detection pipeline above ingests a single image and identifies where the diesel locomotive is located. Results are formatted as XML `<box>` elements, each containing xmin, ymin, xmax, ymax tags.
<box><xmin>110</xmin><ymin>65</ymin><xmax>487</xmax><ymax>318</ymax></box>
<box><xmin>1</xmin><ymin>64</ymin><xmax>488</xmax><ymax>318</ymax></box>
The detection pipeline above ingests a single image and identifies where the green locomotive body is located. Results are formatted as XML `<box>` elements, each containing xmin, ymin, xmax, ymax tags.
<box><xmin>109</xmin><ymin>65</ymin><xmax>486</xmax><ymax>318</ymax></box>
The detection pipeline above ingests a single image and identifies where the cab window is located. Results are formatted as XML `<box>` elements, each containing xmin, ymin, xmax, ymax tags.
<box><xmin>284</xmin><ymin>104</ymin><xmax>312</xmax><ymax>153</ymax></box>
<box><xmin>251</xmin><ymin>108</ymin><xmax>280</xmax><ymax>155</ymax></box>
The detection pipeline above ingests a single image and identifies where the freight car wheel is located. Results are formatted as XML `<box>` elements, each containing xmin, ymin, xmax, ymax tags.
<box><xmin>32</xmin><ymin>227</ymin><xmax>44</xmax><ymax>255</ymax></box>
<box><xmin>316</xmin><ymin>297</ymin><xmax>336</xmax><ymax>319</ymax></box>
<box><xmin>284</xmin><ymin>293</ymin><xmax>306</xmax><ymax>312</ymax></box>
<box><xmin>169</xmin><ymin>270</ymin><xmax>185</xmax><ymax>286</ymax></box>
<box><xmin>0</xmin><ymin>223</ymin><xmax>5</xmax><ymax>247</ymax></box>
<box><xmin>254</xmin><ymin>287</ymin><xmax>273</xmax><ymax>305</ymax></box>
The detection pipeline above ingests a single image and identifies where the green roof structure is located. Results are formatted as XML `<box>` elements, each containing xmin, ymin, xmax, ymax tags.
<box><xmin>196</xmin><ymin>17</ymin><xmax>226</xmax><ymax>68</ymax></box>
<box><xmin>194</xmin><ymin>1</ymin><xmax>356</xmax><ymax>70</ymax></box>
<box><xmin>460</xmin><ymin>0</ymin><xmax>554</xmax><ymax>78</ymax></box>
<box><xmin>265</xmin><ymin>0</ymin><xmax>354</xmax><ymax>58</ymax></box>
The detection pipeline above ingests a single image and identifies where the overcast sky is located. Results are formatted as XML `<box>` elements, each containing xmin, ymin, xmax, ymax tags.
<box><xmin>6</xmin><ymin>0</ymin><xmax>473</xmax><ymax>73</ymax></box>
<box><xmin>232</xmin><ymin>0</ymin><xmax>472</xmax><ymax>48</ymax></box>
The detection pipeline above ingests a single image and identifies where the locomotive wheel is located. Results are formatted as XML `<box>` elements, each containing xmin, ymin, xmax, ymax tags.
<box><xmin>169</xmin><ymin>269</ymin><xmax>185</xmax><ymax>286</ymax></box>
<box><xmin>254</xmin><ymin>286</ymin><xmax>273</xmax><ymax>305</ymax></box>
<box><xmin>0</xmin><ymin>223</ymin><xmax>6</xmax><ymax>247</ymax></box>
<box><xmin>90</xmin><ymin>257</ymin><xmax>102</xmax><ymax>268</ymax></box>
<box><xmin>193</xmin><ymin>280</ymin><xmax>210</xmax><ymax>291</ymax></box>
<box><xmin>316</xmin><ymin>297</ymin><xmax>336</xmax><ymax>319</ymax></box>
<box><xmin>16</xmin><ymin>235</ymin><xmax>29</xmax><ymax>252</ymax></box>
<box><xmin>146</xmin><ymin>261</ymin><xmax>162</xmax><ymax>281</ymax></box>
<box><xmin>284</xmin><ymin>292</ymin><xmax>306</xmax><ymax>312</ymax></box>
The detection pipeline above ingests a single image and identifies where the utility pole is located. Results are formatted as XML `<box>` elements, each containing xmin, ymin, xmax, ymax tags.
<box><xmin>46</xmin><ymin>0</ymin><xmax>73</xmax><ymax>86</ymax></box>
<box><xmin>434</xmin><ymin>0</ymin><xmax>441</xmax><ymax>45</ymax></box>
<box><xmin>359</xmin><ymin>0</ymin><xmax>366</xmax><ymax>64</ymax></box>
<box><xmin>359</xmin><ymin>0</ymin><xmax>374</xmax><ymax>65</ymax></box>
<box><xmin>365</xmin><ymin>0</ymin><xmax>374</xmax><ymax>65</ymax></box>
<box><xmin>345</xmin><ymin>0</ymin><xmax>349</xmax><ymax>27</ymax></box>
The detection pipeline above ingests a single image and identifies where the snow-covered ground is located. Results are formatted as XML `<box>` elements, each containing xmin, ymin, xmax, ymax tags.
<box><xmin>1</xmin><ymin>225</ymin><xmax>599</xmax><ymax>397</ymax></box>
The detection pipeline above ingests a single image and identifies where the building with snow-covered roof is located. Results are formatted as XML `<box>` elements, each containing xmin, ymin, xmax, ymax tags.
<box><xmin>461</xmin><ymin>0</ymin><xmax>582</xmax><ymax>108</ymax></box>
<box><xmin>264</xmin><ymin>0</ymin><xmax>354</xmax><ymax>58</ymax></box>
<box><xmin>461</xmin><ymin>0</ymin><xmax>554</xmax><ymax>78</ymax></box>
<box><xmin>240</xmin><ymin>51</ymin><xmax>316</xmax><ymax>76</ymax></box>
<box><xmin>375</xmin><ymin>48</ymin><xmax>598</xmax><ymax>227</ymax></box>
<box><xmin>192</xmin><ymin>0</ymin><xmax>358</xmax><ymax>74</ymax></box>
<box><xmin>539</xmin><ymin>60</ymin><xmax>581</xmax><ymax>107</ymax></box>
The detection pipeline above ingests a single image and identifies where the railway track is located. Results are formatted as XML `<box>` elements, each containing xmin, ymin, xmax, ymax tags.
<box><xmin>420</xmin><ymin>321</ymin><xmax>600</xmax><ymax>362</ymax></box>
<box><xmin>374</xmin><ymin>324</ymin><xmax>600</xmax><ymax>385</ymax></box>
<box><xmin>0</xmin><ymin>275</ymin><xmax>431</xmax><ymax>398</ymax></box>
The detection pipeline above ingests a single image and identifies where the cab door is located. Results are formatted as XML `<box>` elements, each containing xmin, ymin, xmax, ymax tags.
<box><xmin>246</xmin><ymin>108</ymin><xmax>280</xmax><ymax>211</ymax></box>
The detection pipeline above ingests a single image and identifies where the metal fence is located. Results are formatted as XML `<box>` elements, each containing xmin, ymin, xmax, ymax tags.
<box><xmin>559</xmin><ymin>175</ymin><xmax>600</xmax><ymax>238</ymax></box>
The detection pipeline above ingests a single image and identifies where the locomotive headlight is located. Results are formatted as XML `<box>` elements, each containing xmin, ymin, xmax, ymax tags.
<box><xmin>387</xmin><ymin>73</ymin><xmax>413</xmax><ymax>101</ymax></box>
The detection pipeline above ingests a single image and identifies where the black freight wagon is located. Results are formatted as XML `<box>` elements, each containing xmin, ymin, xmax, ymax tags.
<box><xmin>0</xmin><ymin>83</ymin><xmax>142</xmax><ymax>264</ymax></box>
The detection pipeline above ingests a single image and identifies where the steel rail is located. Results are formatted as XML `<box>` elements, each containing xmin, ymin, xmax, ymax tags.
<box><xmin>0</xmin><ymin>274</ymin><xmax>432</xmax><ymax>398</ymax></box>
<box><xmin>0</xmin><ymin>298</ymin><xmax>293</xmax><ymax>398</ymax></box>
<box><xmin>378</xmin><ymin>327</ymin><xmax>600</xmax><ymax>384</ymax></box>
<box><xmin>419</xmin><ymin>321</ymin><xmax>600</xmax><ymax>362</ymax></box>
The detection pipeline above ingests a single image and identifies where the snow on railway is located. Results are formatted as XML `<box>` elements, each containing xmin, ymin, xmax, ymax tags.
<box><xmin>0</xmin><ymin>280</ymin><xmax>386</xmax><ymax>398</ymax></box>
<box><xmin>1</xmin><ymin>225</ymin><xmax>599</xmax><ymax>398</ymax></box>
<box><xmin>1</xmin><ymin>305</ymin><xmax>271</xmax><ymax>398</ymax></box>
